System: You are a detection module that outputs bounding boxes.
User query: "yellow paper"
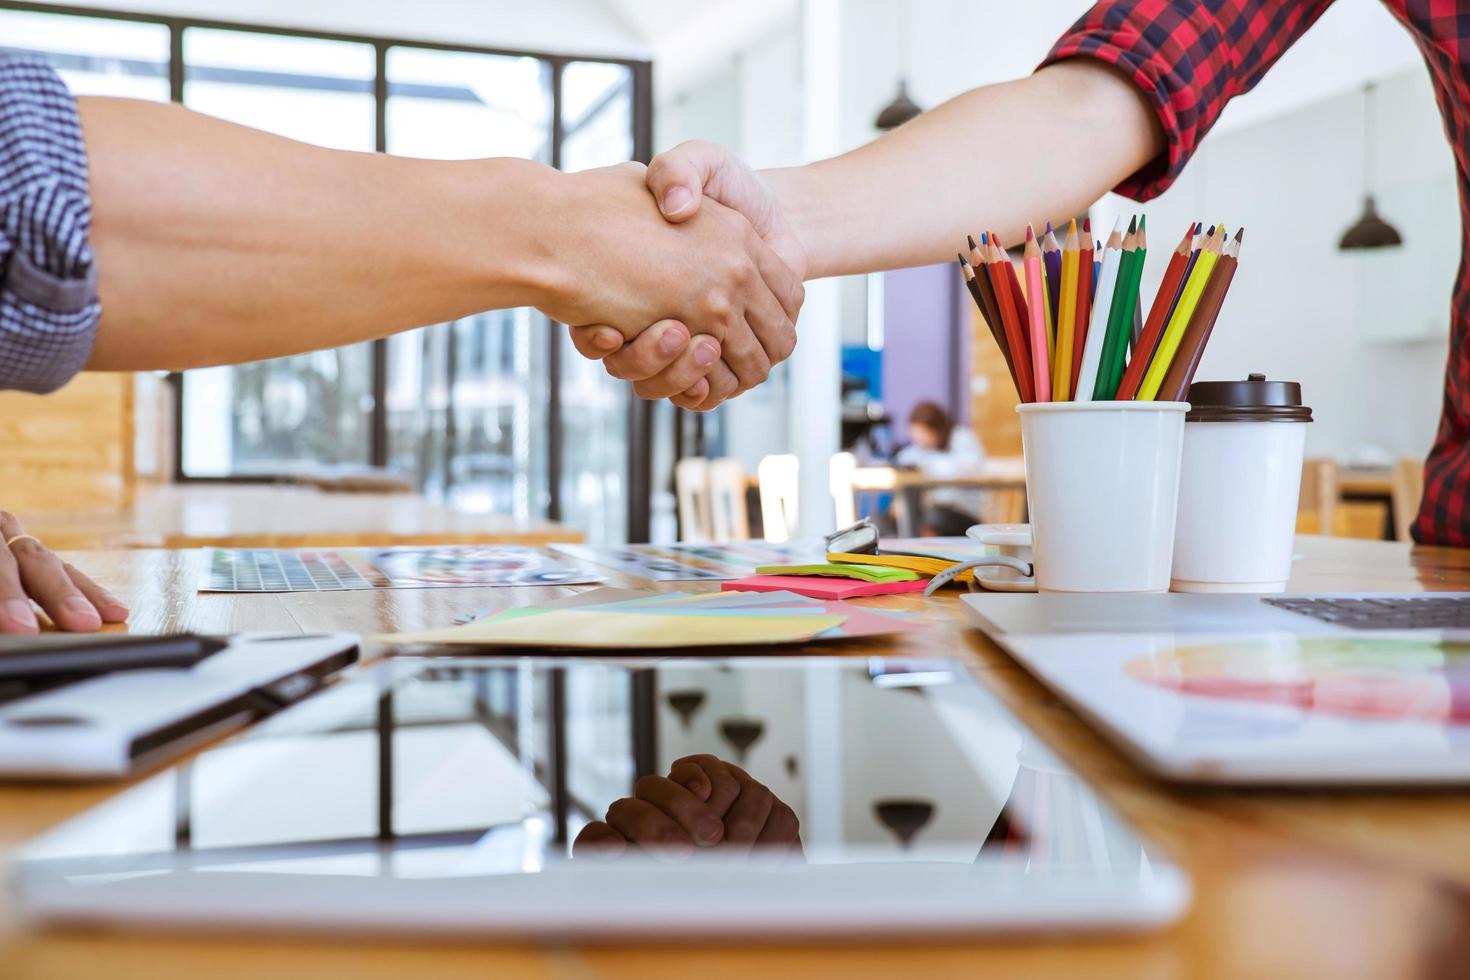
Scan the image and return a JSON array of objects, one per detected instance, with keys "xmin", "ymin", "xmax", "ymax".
[{"xmin": 380, "ymin": 609, "xmax": 845, "ymax": 649}]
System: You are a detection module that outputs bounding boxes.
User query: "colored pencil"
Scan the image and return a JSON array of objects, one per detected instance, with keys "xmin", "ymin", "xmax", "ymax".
[
  {"xmin": 985, "ymin": 234, "xmax": 1034, "ymax": 403},
  {"xmin": 1157, "ymin": 228, "xmax": 1243, "ymax": 401},
  {"xmin": 1114, "ymin": 222, "xmax": 1195, "ymax": 401},
  {"xmin": 968, "ymin": 234, "xmax": 1020, "ymax": 393},
  {"xmin": 1137, "ymin": 226, "xmax": 1223, "ymax": 400},
  {"xmin": 1022, "ymin": 225, "xmax": 1052, "ymax": 401},
  {"xmin": 1093, "ymin": 215, "xmax": 1140, "ymax": 400},
  {"xmin": 1053, "ymin": 219, "xmax": 1080, "ymax": 400},
  {"xmin": 1043, "ymin": 222, "xmax": 1063, "ymax": 358},
  {"xmin": 961, "ymin": 242, "xmax": 1021, "ymax": 400},
  {"xmin": 1072, "ymin": 219, "xmax": 1094, "ymax": 394},
  {"xmin": 1073, "ymin": 217, "xmax": 1124, "ymax": 402},
  {"xmin": 1129, "ymin": 219, "xmax": 1147, "ymax": 350},
  {"xmin": 996, "ymin": 232, "xmax": 1030, "ymax": 349}
]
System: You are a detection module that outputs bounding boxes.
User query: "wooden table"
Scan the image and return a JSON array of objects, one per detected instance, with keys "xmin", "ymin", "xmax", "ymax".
[
  {"xmin": 850, "ymin": 459, "xmax": 1027, "ymax": 534},
  {"xmin": 6, "ymin": 536, "xmax": 1470, "ymax": 978},
  {"xmin": 17, "ymin": 483, "xmax": 581, "ymax": 551}
]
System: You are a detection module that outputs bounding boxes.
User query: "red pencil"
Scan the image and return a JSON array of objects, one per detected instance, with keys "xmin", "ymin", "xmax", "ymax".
[
  {"xmin": 984, "ymin": 234, "xmax": 1034, "ymax": 402},
  {"xmin": 1071, "ymin": 217, "xmax": 1094, "ymax": 395},
  {"xmin": 1115, "ymin": 222, "xmax": 1196, "ymax": 401},
  {"xmin": 993, "ymin": 231, "xmax": 1031, "ymax": 342}
]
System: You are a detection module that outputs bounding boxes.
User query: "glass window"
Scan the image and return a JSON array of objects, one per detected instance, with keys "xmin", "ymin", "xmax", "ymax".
[
  {"xmin": 0, "ymin": 9, "xmax": 170, "ymax": 100},
  {"xmin": 178, "ymin": 30, "xmax": 378, "ymax": 476},
  {"xmin": 558, "ymin": 62, "xmax": 636, "ymax": 542},
  {"xmin": 384, "ymin": 47, "xmax": 554, "ymax": 517}
]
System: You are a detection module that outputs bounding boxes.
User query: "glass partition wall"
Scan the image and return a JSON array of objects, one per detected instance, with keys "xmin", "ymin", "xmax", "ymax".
[{"xmin": 0, "ymin": 2, "xmax": 653, "ymax": 541}]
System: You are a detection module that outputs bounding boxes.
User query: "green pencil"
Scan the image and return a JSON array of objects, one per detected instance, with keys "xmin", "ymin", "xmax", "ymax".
[
  {"xmin": 1104, "ymin": 216, "xmax": 1147, "ymax": 397},
  {"xmin": 1092, "ymin": 215, "xmax": 1140, "ymax": 400}
]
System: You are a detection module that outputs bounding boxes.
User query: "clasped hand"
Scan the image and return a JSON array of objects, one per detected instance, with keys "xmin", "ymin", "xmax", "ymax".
[{"xmin": 560, "ymin": 148, "xmax": 803, "ymax": 412}]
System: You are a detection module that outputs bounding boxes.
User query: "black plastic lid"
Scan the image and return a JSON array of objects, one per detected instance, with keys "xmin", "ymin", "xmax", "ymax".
[{"xmin": 1186, "ymin": 374, "xmax": 1312, "ymax": 423}]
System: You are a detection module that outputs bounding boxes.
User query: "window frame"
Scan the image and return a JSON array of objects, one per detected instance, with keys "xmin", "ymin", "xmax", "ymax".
[{"xmin": 0, "ymin": 0, "xmax": 655, "ymax": 540}]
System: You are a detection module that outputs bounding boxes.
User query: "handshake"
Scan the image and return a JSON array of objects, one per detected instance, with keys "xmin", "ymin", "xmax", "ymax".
[{"xmin": 544, "ymin": 142, "xmax": 806, "ymax": 413}]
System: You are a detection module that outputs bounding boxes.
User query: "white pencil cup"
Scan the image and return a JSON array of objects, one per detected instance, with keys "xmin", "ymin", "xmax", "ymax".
[{"xmin": 1018, "ymin": 401, "xmax": 1190, "ymax": 593}]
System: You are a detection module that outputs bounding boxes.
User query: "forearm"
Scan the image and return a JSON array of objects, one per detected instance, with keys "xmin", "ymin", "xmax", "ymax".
[
  {"xmin": 79, "ymin": 97, "xmax": 560, "ymax": 371},
  {"xmin": 764, "ymin": 61, "xmax": 1164, "ymax": 279}
]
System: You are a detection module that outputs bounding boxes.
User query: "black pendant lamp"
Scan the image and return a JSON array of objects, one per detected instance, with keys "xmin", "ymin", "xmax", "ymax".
[
  {"xmin": 874, "ymin": 8, "xmax": 922, "ymax": 131},
  {"xmin": 875, "ymin": 78, "xmax": 922, "ymax": 130},
  {"xmin": 1340, "ymin": 84, "xmax": 1403, "ymax": 251}
]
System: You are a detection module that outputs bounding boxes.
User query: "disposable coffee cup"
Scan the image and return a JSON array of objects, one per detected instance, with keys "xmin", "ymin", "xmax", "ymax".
[
  {"xmin": 1018, "ymin": 401, "xmax": 1189, "ymax": 593},
  {"xmin": 1171, "ymin": 374, "xmax": 1312, "ymax": 593}
]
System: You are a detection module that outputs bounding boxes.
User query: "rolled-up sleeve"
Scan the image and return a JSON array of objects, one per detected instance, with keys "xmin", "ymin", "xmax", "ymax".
[
  {"xmin": 1040, "ymin": 0, "xmax": 1339, "ymax": 201},
  {"xmin": 0, "ymin": 56, "xmax": 100, "ymax": 394}
]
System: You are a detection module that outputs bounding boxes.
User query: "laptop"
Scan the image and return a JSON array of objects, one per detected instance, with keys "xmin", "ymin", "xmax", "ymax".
[
  {"xmin": 961, "ymin": 592, "xmax": 1470, "ymax": 637},
  {"xmin": 14, "ymin": 655, "xmax": 1187, "ymax": 939},
  {"xmin": 961, "ymin": 593, "xmax": 1470, "ymax": 785}
]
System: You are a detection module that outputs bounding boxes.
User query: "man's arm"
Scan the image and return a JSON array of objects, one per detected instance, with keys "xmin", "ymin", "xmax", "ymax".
[
  {"xmin": 758, "ymin": 61, "xmax": 1163, "ymax": 279},
  {"xmin": 76, "ymin": 97, "xmax": 799, "ymax": 399},
  {"xmin": 580, "ymin": 60, "xmax": 1160, "ymax": 396}
]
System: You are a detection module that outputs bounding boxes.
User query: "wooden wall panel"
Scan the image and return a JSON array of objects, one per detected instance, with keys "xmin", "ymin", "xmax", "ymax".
[{"xmin": 0, "ymin": 373, "xmax": 135, "ymax": 515}]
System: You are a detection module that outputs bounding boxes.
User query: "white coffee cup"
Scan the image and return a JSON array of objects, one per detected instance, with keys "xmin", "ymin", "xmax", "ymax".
[
  {"xmin": 1018, "ymin": 401, "xmax": 1189, "ymax": 593},
  {"xmin": 1171, "ymin": 375, "xmax": 1312, "ymax": 593}
]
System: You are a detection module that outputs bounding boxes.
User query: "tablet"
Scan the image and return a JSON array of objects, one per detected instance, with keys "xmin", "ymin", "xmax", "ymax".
[
  {"xmin": 963, "ymin": 593, "xmax": 1470, "ymax": 784},
  {"xmin": 13, "ymin": 655, "xmax": 1187, "ymax": 939}
]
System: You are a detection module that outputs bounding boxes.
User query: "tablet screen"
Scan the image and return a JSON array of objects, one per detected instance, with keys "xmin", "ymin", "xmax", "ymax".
[{"xmin": 15, "ymin": 656, "xmax": 1186, "ymax": 936}]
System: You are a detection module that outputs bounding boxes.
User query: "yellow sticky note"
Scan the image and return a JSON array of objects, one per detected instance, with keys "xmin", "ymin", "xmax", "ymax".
[{"xmin": 380, "ymin": 609, "xmax": 844, "ymax": 649}]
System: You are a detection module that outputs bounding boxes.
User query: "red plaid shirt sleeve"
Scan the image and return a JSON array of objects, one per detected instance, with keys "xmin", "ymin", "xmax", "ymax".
[{"xmin": 1041, "ymin": 0, "xmax": 1340, "ymax": 200}]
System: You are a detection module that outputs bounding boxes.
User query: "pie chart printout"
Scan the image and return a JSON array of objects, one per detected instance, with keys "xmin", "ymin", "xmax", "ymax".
[{"xmin": 1125, "ymin": 636, "xmax": 1470, "ymax": 725}]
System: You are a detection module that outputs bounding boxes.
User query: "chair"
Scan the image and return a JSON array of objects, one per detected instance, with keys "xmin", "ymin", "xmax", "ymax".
[
  {"xmin": 674, "ymin": 457, "xmax": 713, "ymax": 542},
  {"xmin": 708, "ymin": 457, "xmax": 751, "ymax": 542},
  {"xmin": 1297, "ymin": 458, "xmax": 1341, "ymax": 536},
  {"xmin": 829, "ymin": 452, "xmax": 858, "ymax": 529},
  {"xmin": 757, "ymin": 454, "xmax": 800, "ymax": 543},
  {"xmin": 1392, "ymin": 457, "xmax": 1425, "ymax": 543}
]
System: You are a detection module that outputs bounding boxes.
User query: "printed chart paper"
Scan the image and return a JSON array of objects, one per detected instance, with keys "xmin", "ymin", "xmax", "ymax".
[{"xmin": 202, "ymin": 546, "xmax": 603, "ymax": 593}]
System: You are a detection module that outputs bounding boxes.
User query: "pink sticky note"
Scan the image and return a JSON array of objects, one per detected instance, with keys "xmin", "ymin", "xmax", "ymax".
[{"xmin": 721, "ymin": 575, "xmax": 930, "ymax": 600}]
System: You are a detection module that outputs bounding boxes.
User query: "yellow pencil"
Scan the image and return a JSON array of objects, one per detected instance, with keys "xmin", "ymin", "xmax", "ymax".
[
  {"xmin": 1053, "ymin": 219, "xmax": 1079, "ymax": 400},
  {"xmin": 1137, "ymin": 227, "xmax": 1223, "ymax": 400}
]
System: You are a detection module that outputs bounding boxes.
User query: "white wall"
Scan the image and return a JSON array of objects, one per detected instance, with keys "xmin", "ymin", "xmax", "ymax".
[
  {"xmin": 657, "ymin": 0, "xmax": 1452, "ymax": 471},
  {"xmin": 47, "ymin": 0, "xmax": 649, "ymax": 58},
  {"xmin": 1099, "ymin": 67, "xmax": 1457, "ymax": 462}
]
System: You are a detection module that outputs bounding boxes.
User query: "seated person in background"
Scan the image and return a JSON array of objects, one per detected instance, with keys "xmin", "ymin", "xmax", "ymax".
[{"xmin": 894, "ymin": 402, "xmax": 985, "ymax": 538}]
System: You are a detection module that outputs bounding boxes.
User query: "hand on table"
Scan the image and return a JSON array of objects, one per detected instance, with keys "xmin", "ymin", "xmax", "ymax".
[
  {"xmin": 573, "ymin": 753, "xmax": 802, "ymax": 860},
  {"xmin": 547, "ymin": 162, "xmax": 802, "ymax": 410},
  {"xmin": 0, "ymin": 511, "xmax": 128, "ymax": 633},
  {"xmin": 567, "ymin": 144, "xmax": 808, "ymax": 411}
]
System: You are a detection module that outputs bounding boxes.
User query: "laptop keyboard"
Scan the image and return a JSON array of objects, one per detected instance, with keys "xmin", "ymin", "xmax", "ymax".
[{"xmin": 1264, "ymin": 596, "xmax": 1470, "ymax": 630}]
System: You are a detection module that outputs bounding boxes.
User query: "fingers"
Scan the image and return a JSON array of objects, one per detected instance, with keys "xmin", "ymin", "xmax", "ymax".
[
  {"xmin": 757, "ymin": 801, "xmax": 803, "ymax": 852},
  {"xmin": 568, "ymin": 324, "xmax": 625, "ymax": 360},
  {"xmin": 0, "ymin": 514, "xmax": 37, "ymax": 634},
  {"xmin": 721, "ymin": 764, "xmax": 776, "ymax": 851},
  {"xmin": 750, "ymin": 230, "xmax": 806, "ymax": 326},
  {"xmin": 633, "ymin": 775, "xmax": 724, "ymax": 847},
  {"xmin": 62, "ymin": 562, "xmax": 129, "ymax": 623},
  {"xmin": 605, "ymin": 797, "xmax": 694, "ymax": 859},
  {"xmin": 646, "ymin": 139, "xmax": 730, "ymax": 222},
  {"xmin": 0, "ymin": 511, "xmax": 103, "ymax": 632},
  {"xmin": 630, "ymin": 337, "xmax": 723, "ymax": 400},
  {"xmin": 600, "ymin": 320, "xmax": 690, "ymax": 382},
  {"xmin": 572, "ymin": 821, "xmax": 627, "ymax": 859},
  {"xmin": 670, "ymin": 754, "xmax": 743, "ymax": 817},
  {"xmin": 671, "ymin": 380, "xmax": 711, "ymax": 411}
]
